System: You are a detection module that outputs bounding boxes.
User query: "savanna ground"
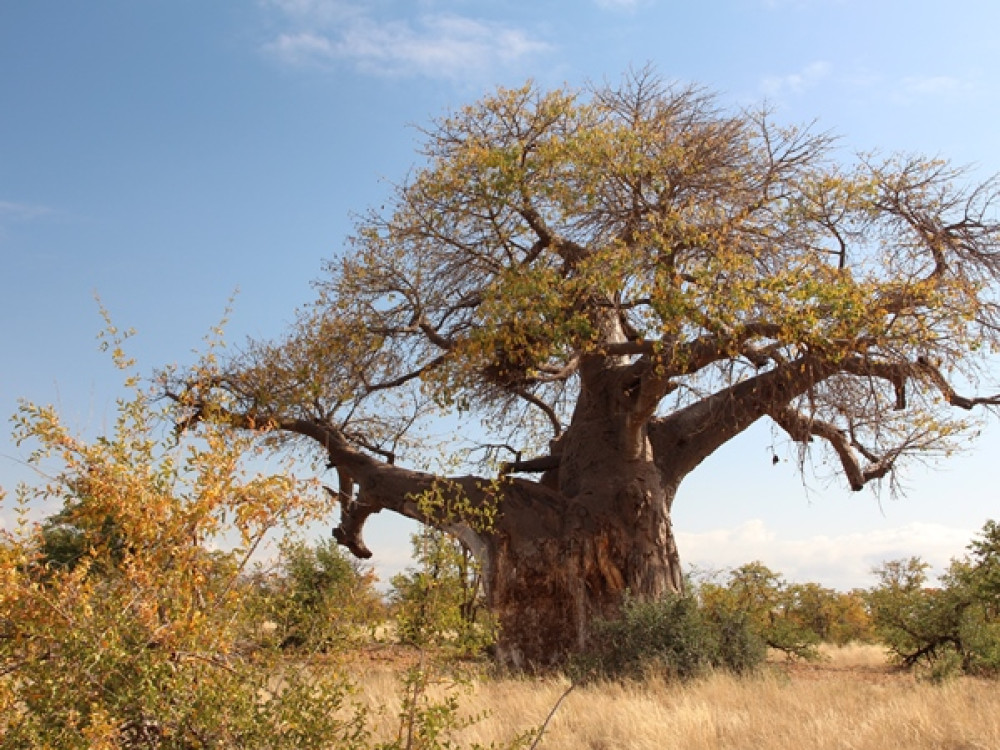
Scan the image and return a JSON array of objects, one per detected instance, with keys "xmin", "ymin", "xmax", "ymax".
[{"xmin": 343, "ymin": 643, "xmax": 1000, "ymax": 750}]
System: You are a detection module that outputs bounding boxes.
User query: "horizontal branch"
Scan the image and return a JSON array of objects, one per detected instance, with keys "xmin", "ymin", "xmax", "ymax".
[
  {"xmin": 649, "ymin": 354, "xmax": 835, "ymax": 480},
  {"xmin": 770, "ymin": 405, "xmax": 893, "ymax": 491},
  {"xmin": 839, "ymin": 355, "xmax": 1000, "ymax": 412},
  {"xmin": 501, "ymin": 453, "xmax": 561, "ymax": 475},
  {"xmin": 914, "ymin": 358, "xmax": 1000, "ymax": 410}
]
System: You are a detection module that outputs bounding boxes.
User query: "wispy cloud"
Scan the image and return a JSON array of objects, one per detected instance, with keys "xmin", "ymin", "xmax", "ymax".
[
  {"xmin": 760, "ymin": 61, "xmax": 833, "ymax": 98},
  {"xmin": 593, "ymin": 0, "xmax": 651, "ymax": 10},
  {"xmin": 266, "ymin": 0, "xmax": 361, "ymax": 24},
  {"xmin": 0, "ymin": 200, "xmax": 54, "ymax": 242},
  {"xmin": 898, "ymin": 74, "xmax": 975, "ymax": 100},
  {"xmin": 261, "ymin": 1, "xmax": 550, "ymax": 79},
  {"xmin": 759, "ymin": 61, "xmax": 979, "ymax": 110},
  {"xmin": 0, "ymin": 200, "xmax": 52, "ymax": 222},
  {"xmin": 678, "ymin": 519, "xmax": 974, "ymax": 590}
]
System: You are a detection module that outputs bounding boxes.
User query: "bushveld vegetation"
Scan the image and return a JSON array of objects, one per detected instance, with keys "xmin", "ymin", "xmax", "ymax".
[
  {"xmin": 7, "ymin": 64, "xmax": 1000, "ymax": 744},
  {"xmin": 2, "ymin": 332, "xmax": 999, "ymax": 747}
]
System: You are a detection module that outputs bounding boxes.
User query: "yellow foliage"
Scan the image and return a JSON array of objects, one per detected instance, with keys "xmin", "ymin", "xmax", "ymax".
[{"xmin": 0, "ymin": 325, "xmax": 355, "ymax": 748}]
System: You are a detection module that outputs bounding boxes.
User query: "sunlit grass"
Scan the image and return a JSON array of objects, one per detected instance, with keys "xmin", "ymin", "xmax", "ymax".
[{"xmin": 348, "ymin": 644, "xmax": 1000, "ymax": 750}]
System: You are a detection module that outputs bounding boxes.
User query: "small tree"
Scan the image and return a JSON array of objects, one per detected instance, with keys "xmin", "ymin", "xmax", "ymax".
[
  {"xmin": 781, "ymin": 582, "xmax": 874, "ymax": 645},
  {"xmin": 867, "ymin": 524, "xmax": 1000, "ymax": 678},
  {"xmin": 868, "ymin": 557, "xmax": 968, "ymax": 676},
  {"xmin": 251, "ymin": 536, "xmax": 384, "ymax": 651},
  {"xmin": 962, "ymin": 519, "xmax": 1000, "ymax": 611},
  {"xmin": 389, "ymin": 528, "xmax": 494, "ymax": 656},
  {"xmin": 698, "ymin": 562, "xmax": 819, "ymax": 659}
]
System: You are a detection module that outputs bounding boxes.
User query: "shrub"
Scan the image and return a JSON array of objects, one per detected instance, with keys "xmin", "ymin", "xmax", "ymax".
[
  {"xmin": 867, "ymin": 522, "xmax": 1000, "ymax": 679},
  {"xmin": 389, "ymin": 528, "xmax": 495, "ymax": 656},
  {"xmin": 0, "ymin": 323, "xmax": 361, "ymax": 748},
  {"xmin": 576, "ymin": 592, "xmax": 766, "ymax": 682},
  {"xmin": 249, "ymin": 536, "xmax": 385, "ymax": 651}
]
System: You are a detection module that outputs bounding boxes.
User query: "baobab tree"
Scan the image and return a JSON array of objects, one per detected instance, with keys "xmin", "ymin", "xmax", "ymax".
[{"xmin": 169, "ymin": 69, "xmax": 1000, "ymax": 668}]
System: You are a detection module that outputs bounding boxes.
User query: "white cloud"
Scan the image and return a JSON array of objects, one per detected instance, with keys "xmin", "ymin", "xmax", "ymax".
[
  {"xmin": 760, "ymin": 60, "xmax": 832, "ymax": 98},
  {"xmin": 261, "ymin": 2, "xmax": 550, "ymax": 79},
  {"xmin": 678, "ymin": 519, "xmax": 975, "ymax": 591},
  {"xmin": 264, "ymin": 0, "xmax": 361, "ymax": 25},
  {"xmin": 264, "ymin": 31, "xmax": 337, "ymax": 66}
]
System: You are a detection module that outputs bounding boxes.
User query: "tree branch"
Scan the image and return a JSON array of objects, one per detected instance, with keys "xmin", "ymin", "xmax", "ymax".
[
  {"xmin": 839, "ymin": 355, "xmax": 1000, "ymax": 412},
  {"xmin": 769, "ymin": 405, "xmax": 894, "ymax": 491},
  {"xmin": 501, "ymin": 453, "xmax": 561, "ymax": 475},
  {"xmin": 511, "ymin": 387, "xmax": 564, "ymax": 437},
  {"xmin": 649, "ymin": 355, "xmax": 835, "ymax": 479},
  {"xmin": 914, "ymin": 358, "xmax": 1000, "ymax": 410},
  {"xmin": 363, "ymin": 355, "xmax": 448, "ymax": 393}
]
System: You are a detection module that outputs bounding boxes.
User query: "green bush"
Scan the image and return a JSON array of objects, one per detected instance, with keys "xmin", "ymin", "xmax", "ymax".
[
  {"xmin": 697, "ymin": 562, "xmax": 820, "ymax": 660},
  {"xmin": 575, "ymin": 592, "xmax": 766, "ymax": 682},
  {"xmin": 389, "ymin": 528, "xmax": 495, "ymax": 656},
  {"xmin": 867, "ymin": 521, "xmax": 1000, "ymax": 679},
  {"xmin": 249, "ymin": 536, "xmax": 385, "ymax": 652}
]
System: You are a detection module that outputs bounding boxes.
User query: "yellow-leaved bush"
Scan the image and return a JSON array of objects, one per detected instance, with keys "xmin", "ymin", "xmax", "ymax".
[{"xmin": 0, "ymin": 327, "xmax": 372, "ymax": 749}]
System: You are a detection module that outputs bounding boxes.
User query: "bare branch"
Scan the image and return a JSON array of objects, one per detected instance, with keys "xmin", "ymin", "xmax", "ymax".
[
  {"xmin": 363, "ymin": 355, "xmax": 448, "ymax": 393},
  {"xmin": 769, "ymin": 405, "xmax": 894, "ymax": 491},
  {"xmin": 511, "ymin": 386, "xmax": 564, "ymax": 437},
  {"xmin": 914, "ymin": 358, "xmax": 1000, "ymax": 410},
  {"xmin": 501, "ymin": 453, "xmax": 561, "ymax": 475}
]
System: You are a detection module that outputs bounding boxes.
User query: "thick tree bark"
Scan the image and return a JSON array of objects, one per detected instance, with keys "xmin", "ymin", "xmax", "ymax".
[
  {"xmin": 477, "ymin": 355, "xmax": 841, "ymax": 667},
  {"xmin": 482, "ymin": 353, "xmax": 685, "ymax": 668},
  {"xmin": 486, "ymin": 480, "xmax": 682, "ymax": 669}
]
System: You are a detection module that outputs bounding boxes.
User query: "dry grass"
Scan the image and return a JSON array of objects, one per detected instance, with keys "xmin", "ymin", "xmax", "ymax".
[
  {"xmin": 349, "ymin": 644, "xmax": 1000, "ymax": 750},
  {"xmin": 816, "ymin": 642, "xmax": 892, "ymax": 668}
]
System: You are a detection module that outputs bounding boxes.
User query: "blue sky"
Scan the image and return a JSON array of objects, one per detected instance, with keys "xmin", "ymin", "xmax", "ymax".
[{"xmin": 3, "ymin": 0, "xmax": 1000, "ymax": 589}]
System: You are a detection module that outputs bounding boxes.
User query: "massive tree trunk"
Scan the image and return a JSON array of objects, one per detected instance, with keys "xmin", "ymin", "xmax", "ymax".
[
  {"xmin": 473, "ymin": 353, "xmax": 840, "ymax": 667},
  {"xmin": 484, "ymin": 354, "xmax": 685, "ymax": 668},
  {"xmin": 486, "ymin": 479, "xmax": 682, "ymax": 669}
]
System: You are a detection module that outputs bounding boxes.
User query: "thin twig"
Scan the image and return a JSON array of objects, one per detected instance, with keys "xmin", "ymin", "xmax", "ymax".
[{"xmin": 529, "ymin": 682, "xmax": 575, "ymax": 750}]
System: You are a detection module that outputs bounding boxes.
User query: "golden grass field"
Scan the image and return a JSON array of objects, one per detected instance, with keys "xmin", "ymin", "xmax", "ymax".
[{"xmin": 350, "ymin": 644, "xmax": 1000, "ymax": 750}]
